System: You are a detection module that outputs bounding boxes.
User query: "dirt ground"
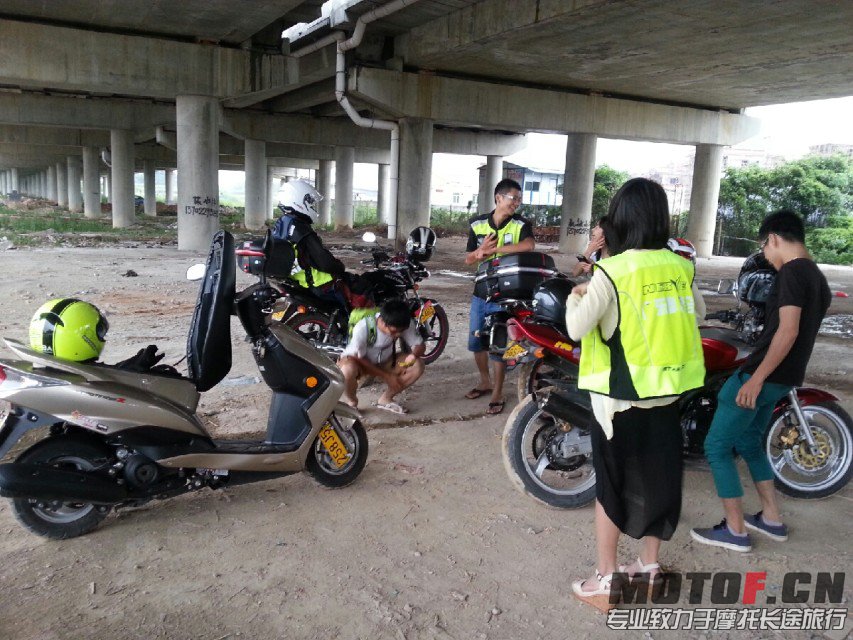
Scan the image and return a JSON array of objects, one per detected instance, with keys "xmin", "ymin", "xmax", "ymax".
[{"xmin": 0, "ymin": 232, "xmax": 850, "ymax": 640}]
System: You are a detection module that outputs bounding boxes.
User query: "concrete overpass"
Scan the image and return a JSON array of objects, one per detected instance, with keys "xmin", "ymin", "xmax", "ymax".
[{"xmin": 0, "ymin": 0, "xmax": 850, "ymax": 252}]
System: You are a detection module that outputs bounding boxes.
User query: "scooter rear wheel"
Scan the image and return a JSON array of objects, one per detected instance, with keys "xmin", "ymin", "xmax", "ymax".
[
  {"xmin": 11, "ymin": 435, "xmax": 113, "ymax": 539},
  {"xmin": 307, "ymin": 418, "xmax": 368, "ymax": 488}
]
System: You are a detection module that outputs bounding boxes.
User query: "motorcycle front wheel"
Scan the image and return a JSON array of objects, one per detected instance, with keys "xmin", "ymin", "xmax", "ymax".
[
  {"xmin": 765, "ymin": 401, "xmax": 853, "ymax": 499},
  {"xmin": 306, "ymin": 417, "xmax": 369, "ymax": 488},
  {"xmin": 501, "ymin": 395, "xmax": 596, "ymax": 509},
  {"xmin": 11, "ymin": 435, "xmax": 114, "ymax": 539}
]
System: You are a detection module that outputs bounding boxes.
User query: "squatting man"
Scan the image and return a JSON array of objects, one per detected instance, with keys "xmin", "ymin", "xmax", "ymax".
[{"xmin": 337, "ymin": 299, "xmax": 425, "ymax": 415}]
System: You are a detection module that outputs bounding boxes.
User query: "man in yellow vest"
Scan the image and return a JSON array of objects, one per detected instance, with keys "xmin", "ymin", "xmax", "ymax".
[
  {"xmin": 464, "ymin": 178, "xmax": 535, "ymax": 414},
  {"xmin": 272, "ymin": 179, "xmax": 347, "ymax": 307}
]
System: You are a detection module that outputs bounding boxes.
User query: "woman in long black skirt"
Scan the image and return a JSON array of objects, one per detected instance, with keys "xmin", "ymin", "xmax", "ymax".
[{"xmin": 564, "ymin": 178, "xmax": 706, "ymax": 612}]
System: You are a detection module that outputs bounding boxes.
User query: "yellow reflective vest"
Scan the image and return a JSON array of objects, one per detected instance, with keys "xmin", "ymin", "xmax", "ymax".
[
  {"xmin": 578, "ymin": 250, "xmax": 705, "ymax": 400},
  {"xmin": 470, "ymin": 213, "xmax": 527, "ymax": 263},
  {"xmin": 289, "ymin": 245, "xmax": 334, "ymax": 288}
]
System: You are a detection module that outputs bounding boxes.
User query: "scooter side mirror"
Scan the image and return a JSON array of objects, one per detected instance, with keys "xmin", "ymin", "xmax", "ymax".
[
  {"xmin": 361, "ymin": 231, "xmax": 377, "ymax": 244},
  {"xmin": 186, "ymin": 263, "xmax": 206, "ymax": 281}
]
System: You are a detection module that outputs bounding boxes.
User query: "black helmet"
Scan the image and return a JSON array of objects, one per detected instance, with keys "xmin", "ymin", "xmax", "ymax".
[
  {"xmin": 406, "ymin": 226, "xmax": 436, "ymax": 261},
  {"xmin": 531, "ymin": 278, "xmax": 574, "ymax": 335}
]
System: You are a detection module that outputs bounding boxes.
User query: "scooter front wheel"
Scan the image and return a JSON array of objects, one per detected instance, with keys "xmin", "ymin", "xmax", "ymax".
[
  {"xmin": 307, "ymin": 417, "xmax": 368, "ymax": 488},
  {"xmin": 11, "ymin": 435, "xmax": 113, "ymax": 539}
]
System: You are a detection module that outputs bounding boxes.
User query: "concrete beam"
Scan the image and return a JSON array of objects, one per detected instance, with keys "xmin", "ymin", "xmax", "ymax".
[
  {"xmin": 349, "ymin": 68, "xmax": 760, "ymax": 146},
  {"xmin": 0, "ymin": 93, "xmax": 525, "ymax": 158},
  {"xmin": 0, "ymin": 93, "xmax": 174, "ymax": 132},
  {"xmin": 0, "ymin": 19, "xmax": 285, "ymax": 100},
  {"xmin": 0, "ymin": 125, "xmax": 110, "ymax": 147}
]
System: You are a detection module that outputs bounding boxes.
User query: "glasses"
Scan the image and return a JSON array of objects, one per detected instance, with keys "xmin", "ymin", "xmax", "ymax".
[
  {"xmin": 501, "ymin": 194, "xmax": 522, "ymax": 203},
  {"xmin": 759, "ymin": 236, "xmax": 770, "ymax": 251}
]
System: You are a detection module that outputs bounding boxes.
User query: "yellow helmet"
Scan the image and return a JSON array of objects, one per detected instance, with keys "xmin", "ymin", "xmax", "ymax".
[{"xmin": 29, "ymin": 298, "xmax": 108, "ymax": 362}]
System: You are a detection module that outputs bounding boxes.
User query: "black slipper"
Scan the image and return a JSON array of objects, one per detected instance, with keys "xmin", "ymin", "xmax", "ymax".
[
  {"xmin": 465, "ymin": 387, "xmax": 492, "ymax": 400},
  {"xmin": 486, "ymin": 400, "xmax": 505, "ymax": 415}
]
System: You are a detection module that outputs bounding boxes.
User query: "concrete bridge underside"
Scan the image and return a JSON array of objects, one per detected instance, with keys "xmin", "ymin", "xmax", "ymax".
[{"xmin": 0, "ymin": 0, "xmax": 850, "ymax": 253}]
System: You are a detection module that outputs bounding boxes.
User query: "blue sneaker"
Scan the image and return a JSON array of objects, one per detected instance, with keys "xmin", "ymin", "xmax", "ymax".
[
  {"xmin": 690, "ymin": 519, "xmax": 752, "ymax": 552},
  {"xmin": 744, "ymin": 511, "xmax": 788, "ymax": 541}
]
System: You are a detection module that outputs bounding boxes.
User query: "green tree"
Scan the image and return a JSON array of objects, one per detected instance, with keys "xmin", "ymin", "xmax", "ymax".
[
  {"xmin": 592, "ymin": 165, "xmax": 630, "ymax": 219},
  {"xmin": 717, "ymin": 154, "xmax": 852, "ymax": 263}
]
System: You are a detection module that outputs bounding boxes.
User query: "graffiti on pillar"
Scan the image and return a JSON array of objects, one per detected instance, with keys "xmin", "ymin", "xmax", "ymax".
[
  {"xmin": 563, "ymin": 216, "xmax": 591, "ymax": 236},
  {"xmin": 184, "ymin": 195, "xmax": 219, "ymax": 217}
]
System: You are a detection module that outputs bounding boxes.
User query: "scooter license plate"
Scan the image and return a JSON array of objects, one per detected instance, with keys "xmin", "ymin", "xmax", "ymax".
[
  {"xmin": 319, "ymin": 423, "xmax": 350, "ymax": 468},
  {"xmin": 271, "ymin": 310, "xmax": 286, "ymax": 322},
  {"xmin": 503, "ymin": 341, "xmax": 528, "ymax": 361},
  {"xmin": 418, "ymin": 304, "xmax": 435, "ymax": 323}
]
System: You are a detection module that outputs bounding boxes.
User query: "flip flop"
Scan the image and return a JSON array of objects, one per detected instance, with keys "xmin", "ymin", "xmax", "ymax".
[
  {"xmin": 373, "ymin": 401, "xmax": 409, "ymax": 415},
  {"xmin": 465, "ymin": 387, "xmax": 492, "ymax": 400},
  {"xmin": 486, "ymin": 400, "xmax": 505, "ymax": 415}
]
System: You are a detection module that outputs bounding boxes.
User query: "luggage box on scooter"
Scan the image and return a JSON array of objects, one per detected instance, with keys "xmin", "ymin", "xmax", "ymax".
[
  {"xmin": 474, "ymin": 252, "xmax": 558, "ymax": 301},
  {"xmin": 235, "ymin": 233, "xmax": 295, "ymax": 278}
]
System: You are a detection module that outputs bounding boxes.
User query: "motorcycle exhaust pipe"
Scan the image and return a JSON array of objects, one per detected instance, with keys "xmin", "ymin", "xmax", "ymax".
[
  {"xmin": 538, "ymin": 390, "xmax": 594, "ymax": 429},
  {"xmin": 0, "ymin": 463, "xmax": 129, "ymax": 504}
]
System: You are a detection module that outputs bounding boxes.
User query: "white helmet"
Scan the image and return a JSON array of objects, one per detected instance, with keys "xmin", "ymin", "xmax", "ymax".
[{"xmin": 278, "ymin": 179, "xmax": 323, "ymax": 223}]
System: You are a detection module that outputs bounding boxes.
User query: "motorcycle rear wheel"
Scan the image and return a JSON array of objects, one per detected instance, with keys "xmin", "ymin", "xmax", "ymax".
[
  {"xmin": 11, "ymin": 435, "xmax": 113, "ymax": 539},
  {"xmin": 307, "ymin": 417, "xmax": 369, "ymax": 488},
  {"xmin": 417, "ymin": 302, "xmax": 449, "ymax": 365},
  {"xmin": 286, "ymin": 312, "xmax": 332, "ymax": 343},
  {"xmin": 766, "ymin": 401, "xmax": 853, "ymax": 499},
  {"xmin": 501, "ymin": 395, "xmax": 596, "ymax": 509}
]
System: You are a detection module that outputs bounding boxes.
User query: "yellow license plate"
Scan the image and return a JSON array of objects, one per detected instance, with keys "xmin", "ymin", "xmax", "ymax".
[
  {"xmin": 419, "ymin": 304, "xmax": 435, "ymax": 323},
  {"xmin": 271, "ymin": 310, "xmax": 286, "ymax": 321},
  {"xmin": 503, "ymin": 341, "xmax": 528, "ymax": 360},
  {"xmin": 319, "ymin": 423, "xmax": 350, "ymax": 468}
]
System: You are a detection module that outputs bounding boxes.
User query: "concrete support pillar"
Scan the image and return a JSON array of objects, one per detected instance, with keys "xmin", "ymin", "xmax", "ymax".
[
  {"xmin": 10, "ymin": 167, "xmax": 19, "ymax": 193},
  {"xmin": 559, "ymin": 133, "xmax": 597, "ymax": 254},
  {"xmin": 55, "ymin": 161, "xmax": 68, "ymax": 207},
  {"xmin": 46, "ymin": 165, "xmax": 57, "ymax": 202},
  {"xmin": 268, "ymin": 167, "xmax": 281, "ymax": 219},
  {"xmin": 165, "ymin": 168, "xmax": 176, "ymax": 205},
  {"xmin": 143, "ymin": 159, "xmax": 157, "ymax": 216},
  {"xmin": 686, "ymin": 144, "xmax": 724, "ymax": 258},
  {"xmin": 82, "ymin": 146, "xmax": 101, "ymax": 218},
  {"xmin": 479, "ymin": 155, "xmax": 504, "ymax": 215},
  {"xmin": 334, "ymin": 146, "xmax": 355, "ymax": 230},
  {"xmin": 244, "ymin": 139, "xmax": 266, "ymax": 230},
  {"xmin": 176, "ymin": 95, "xmax": 220, "ymax": 251},
  {"xmin": 396, "ymin": 118, "xmax": 433, "ymax": 242},
  {"xmin": 37, "ymin": 171, "xmax": 45, "ymax": 198},
  {"xmin": 110, "ymin": 129, "xmax": 135, "ymax": 227},
  {"xmin": 317, "ymin": 160, "xmax": 333, "ymax": 226},
  {"xmin": 0, "ymin": 171, "xmax": 6, "ymax": 194},
  {"xmin": 104, "ymin": 173, "xmax": 112, "ymax": 204},
  {"xmin": 377, "ymin": 163, "xmax": 391, "ymax": 224},
  {"xmin": 67, "ymin": 156, "xmax": 83, "ymax": 212}
]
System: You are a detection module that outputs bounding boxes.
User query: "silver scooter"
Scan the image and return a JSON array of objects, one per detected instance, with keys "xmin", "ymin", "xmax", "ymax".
[{"xmin": 0, "ymin": 230, "xmax": 368, "ymax": 539}]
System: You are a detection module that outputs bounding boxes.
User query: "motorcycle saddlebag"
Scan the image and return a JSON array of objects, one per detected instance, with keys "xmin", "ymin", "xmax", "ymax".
[{"xmin": 474, "ymin": 252, "xmax": 558, "ymax": 301}]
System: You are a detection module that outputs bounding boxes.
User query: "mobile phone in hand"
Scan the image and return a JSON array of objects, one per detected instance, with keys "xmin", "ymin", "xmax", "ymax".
[{"xmin": 576, "ymin": 254, "xmax": 590, "ymax": 263}]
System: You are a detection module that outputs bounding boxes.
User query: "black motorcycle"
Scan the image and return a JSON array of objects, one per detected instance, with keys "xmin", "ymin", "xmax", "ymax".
[
  {"xmin": 237, "ymin": 230, "xmax": 449, "ymax": 365},
  {"xmin": 705, "ymin": 251, "xmax": 776, "ymax": 344}
]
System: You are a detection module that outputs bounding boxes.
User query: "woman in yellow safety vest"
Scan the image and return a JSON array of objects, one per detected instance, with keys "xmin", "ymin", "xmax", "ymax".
[{"xmin": 566, "ymin": 178, "xmax": 706, "ymax": 611}]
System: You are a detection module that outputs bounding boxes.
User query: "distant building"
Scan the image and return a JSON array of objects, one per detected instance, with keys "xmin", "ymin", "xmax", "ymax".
[
  {"xmin": 477, "ymin": 162, "xmax": 563, "ymax": 206},
  {"xmin": 809, "ymin": 143, "xmax": 853, "ymax": 159},
  {"xmin": 721, "ymin": 147, "xmax": 785, "ymax": 170}
]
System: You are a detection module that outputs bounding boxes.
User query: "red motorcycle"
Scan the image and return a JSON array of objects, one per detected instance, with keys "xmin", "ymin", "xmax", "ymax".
[{"xmin": 493, "ymin": 279, "xmax": 853, "ymax": 508}]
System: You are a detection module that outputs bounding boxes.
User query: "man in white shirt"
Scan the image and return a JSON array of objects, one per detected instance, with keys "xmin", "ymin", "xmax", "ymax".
[{"xmin": 338, "ymin": 299, "xmax": 425, "ymax": 414}]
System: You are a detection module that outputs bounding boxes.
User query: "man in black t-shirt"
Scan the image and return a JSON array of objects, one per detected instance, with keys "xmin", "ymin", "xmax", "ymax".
[
  {"xmin": 463, "ymin": 178, "xmax": 535, "ymax": 414},
  {"xmin": 692, "ymin": 210, "xmax": 832, "ymax": 552}
]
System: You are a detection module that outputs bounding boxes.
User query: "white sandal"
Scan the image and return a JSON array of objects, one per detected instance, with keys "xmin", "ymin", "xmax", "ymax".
[
  {"xmin": 571, "ymin": 571, "xmax": 617, "ymax": 612},
  {"xmin": 618, "ymin": 556, "xmax": 661, "ymax": 579}
]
